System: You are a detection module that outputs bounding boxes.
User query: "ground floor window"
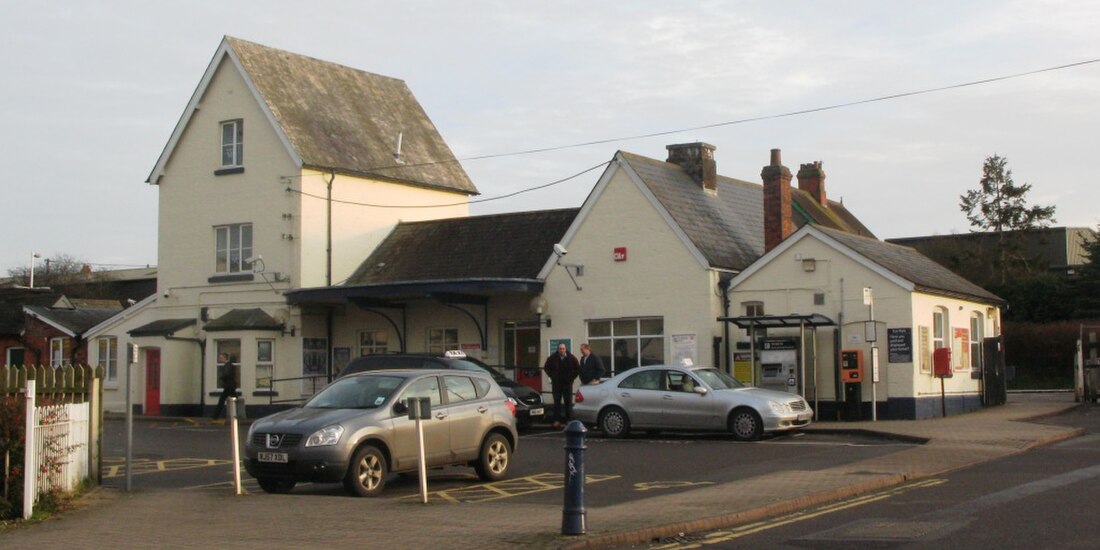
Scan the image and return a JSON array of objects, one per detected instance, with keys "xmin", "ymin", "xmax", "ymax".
[
  {"xmin": 970, "ymin": 313, "xmax": 984, "ymax": 372},
  {"xmin": 586, "ymin": 317, "xmax": 664, "ymax": 375},
  {"xmin": 427, "ymin": 327, "xmax": 458, "ymax": 355},
  {"xmin": 256, "ymin": 339, "xmax": 274, "ymax": 390},
  {"xmin": 303, "ymin": 337, "xmax": 328, "ymax": 394},
  {"xmin": 50, "ymin": 337, "xmax": 72, "ymax": 367},
  {"xmin": 98, "ymin": 337, "xmax": 118, "ymax": 383},
  {"xmin": 216, "ymin": 339, "xmax": 241, "ymax": 389},
  {"xmin": 359, "ymin": 330, "xmax": 388, "ymax": 356},
  {"xmin": 6, "ymin": 347, "xmax": 24, "ymax": 367}
]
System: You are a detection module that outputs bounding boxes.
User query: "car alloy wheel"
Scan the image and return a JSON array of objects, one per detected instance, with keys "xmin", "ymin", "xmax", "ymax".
[
  {"xmin": 344, "ymin": 444, "xmax": 387, "ymax": 497},
  {"xmin": 475, "ymin": 433, "xmax": 511, "ymax": 481},
  {"xmin": 730, "ymin": 408, "xmax": 763, "ymax": 441},
  {"xmin": 599, "ymin": 407, "xmax": 630, "ymax": 438}
]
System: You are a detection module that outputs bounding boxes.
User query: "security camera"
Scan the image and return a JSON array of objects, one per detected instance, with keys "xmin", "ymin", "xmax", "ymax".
[
  {"xmin": 245, "ymin": 254, "xmax": 262, "ymax": 264},
  {"xmin": 553, "ymin": 243, "xmax": 567, "ymax": 257}
]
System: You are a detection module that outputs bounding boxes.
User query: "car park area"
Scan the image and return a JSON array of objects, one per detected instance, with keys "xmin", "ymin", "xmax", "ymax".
[{"xmin": 103, "ymin": 417, "xmax": 915, "ymax": 506}]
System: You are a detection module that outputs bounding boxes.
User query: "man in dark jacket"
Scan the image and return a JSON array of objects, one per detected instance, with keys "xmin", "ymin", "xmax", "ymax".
[
  {"xmin": 578, "ymin": 343, "xmax": 605, "ymax": 384},
  {"xmin": 543, "ymin": 343, "xmax": 579, "ymax": 428},
  {"xmin": 213, "ymin": 353, "xmax": 239, "ymax": 420}
]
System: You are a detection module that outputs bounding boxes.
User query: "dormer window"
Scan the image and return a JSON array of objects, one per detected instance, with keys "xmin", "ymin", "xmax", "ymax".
[{"xmin": 220, "ymin": 119, "xmax": 243, "ymax": 167}]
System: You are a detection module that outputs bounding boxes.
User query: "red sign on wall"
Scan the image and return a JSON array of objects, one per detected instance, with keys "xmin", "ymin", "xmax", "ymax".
[{"xmin": 613, "ymin": 247, "xmax": 627, "ymax": 262}]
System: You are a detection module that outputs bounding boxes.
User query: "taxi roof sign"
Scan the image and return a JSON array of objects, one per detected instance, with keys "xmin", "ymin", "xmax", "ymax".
[{"xmin": 443, "ymin": 350, "xmax": 467, "ymax": 359}]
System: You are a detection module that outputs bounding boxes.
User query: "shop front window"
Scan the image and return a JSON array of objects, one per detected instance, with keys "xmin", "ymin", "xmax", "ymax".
[{"xmin": 587, "ymin": 318, "xmax": 664, "ymax": 375}]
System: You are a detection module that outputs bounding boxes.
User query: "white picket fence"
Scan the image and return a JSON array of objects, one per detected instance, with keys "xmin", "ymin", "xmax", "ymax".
[{"xmin": 22, "ymin": 379, "xmax": 91, "ymax": 519}]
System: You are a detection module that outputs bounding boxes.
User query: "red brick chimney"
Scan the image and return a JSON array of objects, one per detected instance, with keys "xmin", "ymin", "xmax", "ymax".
[
  {"xmin": 797, "ymin": 161, "xmax": 826, "ymax": 207},
  {"xmin": 761, "ymin": 148, "xmax": 793, "ymax": 252},
  {"xmin": 666, "ymin": 142, "xmax": 717, "ymax": 192}
]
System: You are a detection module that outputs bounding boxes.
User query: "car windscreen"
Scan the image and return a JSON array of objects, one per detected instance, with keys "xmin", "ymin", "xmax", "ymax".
[
  {"xmin": 693, "ymin": 368, "xmax": 746, "ymax": 390},
  {"xmin": 305, "ymin": 375, "xmax": 404, "ymax": 409},
  {"xmin": 450, "ymin": 358, "xmax": 509, "ymax": 383}
]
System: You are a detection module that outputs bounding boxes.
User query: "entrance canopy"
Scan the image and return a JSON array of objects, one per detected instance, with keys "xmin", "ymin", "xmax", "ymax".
[{"xmin": 717, "ymin": 313, "xmax": 835, "ymax": 329}]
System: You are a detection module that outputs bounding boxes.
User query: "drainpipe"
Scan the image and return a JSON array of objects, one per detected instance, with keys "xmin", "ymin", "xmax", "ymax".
[
  {"xmin": 166, "ymin": 335, "xmax": 205, "ymax": 416},
  {"xmin": 325, "ymin": 169, "xmax": 336, "ymax": 384},
  {"xmin": 718, "ymin": 274, "xmax": 733, "ymax": 375}
]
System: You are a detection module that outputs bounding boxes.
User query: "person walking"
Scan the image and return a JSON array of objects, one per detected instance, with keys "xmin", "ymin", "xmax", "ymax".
[
  {"xmin": 578, "ymin": 343, "xmax": 605, "ymax": 384},
  {"xmin": 543, "ymin": 342, "xmax": 579, "ymax": 428},
  {"xmin": 212, "ymin": 353, "xmax": 239, "ymax": 420}
]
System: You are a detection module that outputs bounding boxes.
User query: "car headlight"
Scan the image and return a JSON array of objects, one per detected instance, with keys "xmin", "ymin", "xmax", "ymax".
[
  {"xmin": 305, "ymin": 425, "xmax": 344, "ymax": 447},
  {"xmin": 768, "ymin": 401, "xmax": 791, "ymax": 415}
]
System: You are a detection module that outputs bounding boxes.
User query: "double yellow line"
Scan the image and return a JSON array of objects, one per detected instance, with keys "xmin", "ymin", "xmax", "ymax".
[{"xmin": 652, "ymin": 478, "xmax": 947, "ymax": 548}]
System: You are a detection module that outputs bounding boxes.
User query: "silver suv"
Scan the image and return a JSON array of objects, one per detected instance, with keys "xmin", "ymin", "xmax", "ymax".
[{"xmin": 244, "ymin": 369, "xmax": 519, "ymax": 497}]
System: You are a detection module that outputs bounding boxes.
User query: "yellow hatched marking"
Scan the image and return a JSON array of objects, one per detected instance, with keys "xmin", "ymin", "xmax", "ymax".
[
  {"xmin": 652, "ymin": 478, "xmax": 948, "ymax": 549},
  {"xmin": 101, "ymin": 457, "xmax": 234, "ymax": 478},
  {"xmin": 397, "ymin": 473, "xmax": 620, "ymax": 503}
]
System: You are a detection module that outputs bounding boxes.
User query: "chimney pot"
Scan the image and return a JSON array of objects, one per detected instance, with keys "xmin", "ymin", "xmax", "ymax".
[{"xmin": 769, "ymin": 148, "xmax": 782, "ymax": 166}]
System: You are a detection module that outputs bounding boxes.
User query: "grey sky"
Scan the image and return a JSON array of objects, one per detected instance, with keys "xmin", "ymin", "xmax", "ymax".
[{"xmin": 2, "ymin": 1, "xmax": 1097, "ymax": 274}]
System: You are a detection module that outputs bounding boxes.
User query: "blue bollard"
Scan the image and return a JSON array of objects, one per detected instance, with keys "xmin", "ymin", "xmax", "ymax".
[{"xmin": 562, "ymin": 420, "xmax": 587, "ymax": 536}]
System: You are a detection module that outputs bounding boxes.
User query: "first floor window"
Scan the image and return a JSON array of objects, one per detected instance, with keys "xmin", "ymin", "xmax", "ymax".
[
  {"xmin": 427, "ymin": 328, "xmax": 458, "ymax": 355},
  {"xmin": 221, "ymin": 119, "xmax": 243, "ymax": 167},
  {"xmin": 215, "ymin": 223, "xmax": 253, "ymax": 273},
  {"xmin": 359, "ymin": 330, "xmax": 389, "ymax": 356},
  {"xmin": 50, "ymin": 337, "xmax": 72, "ymax": 367},
  {"xmin": 98, "ymin": 337, "xmax": 118, "ymax": 383},
  {"xmin": 587, "ymin": 317, "xmax": 664, "ymax": 376},
  {"xmin": 256, "ymin": 339, "xmax": 274, "ymax": 390}
]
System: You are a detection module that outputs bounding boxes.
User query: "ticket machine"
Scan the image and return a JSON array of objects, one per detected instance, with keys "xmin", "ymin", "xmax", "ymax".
[
  {"xmin": 840, "ymin": 349, "xmax": 864, "ymax": 420},
  {"xmin": 760, "ymin": 338, "xmax": 799, "ymax": 394}
]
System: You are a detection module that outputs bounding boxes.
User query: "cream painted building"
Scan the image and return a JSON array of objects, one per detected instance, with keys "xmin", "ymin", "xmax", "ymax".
[
  {"xmin": 728, "ymin": 224, "xmax": 1003, "ymax": 419},
  {"xmin": 86, "ymin": 37, "xmax": 476, "ymax": 415}
]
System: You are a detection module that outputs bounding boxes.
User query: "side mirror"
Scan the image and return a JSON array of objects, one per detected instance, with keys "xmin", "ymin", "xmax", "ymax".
[
  {"xmin": 693, "ymin": 386, "xmax": 708, "ymax": 396},
  {"xmin": 393, "ymin": 401, "xmax": 408, "ymax": 415}
]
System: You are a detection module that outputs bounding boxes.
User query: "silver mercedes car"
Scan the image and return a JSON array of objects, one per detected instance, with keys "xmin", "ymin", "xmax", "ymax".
[
  {"xmin": 572, "ymin": 364, "xmax": 812, "ymax": 440},
  {"xmin": 244, "ymin": 369, "xmax": 519, "ymax": 496}
]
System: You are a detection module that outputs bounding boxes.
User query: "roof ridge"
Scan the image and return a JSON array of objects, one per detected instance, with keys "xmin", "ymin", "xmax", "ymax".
[
  {"xmin": 396, "ymin": 208, "xmax": 580, "ymax": 227},
  {"xmin": 225, "ymin": 36, "xmax": 405, "ymax": 84}
]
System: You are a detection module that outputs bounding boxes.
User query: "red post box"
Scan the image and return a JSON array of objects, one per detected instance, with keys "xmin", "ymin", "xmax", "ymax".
[{"xmin": 933, "ymin": 348, "xmax": 952, "ymax": 378}]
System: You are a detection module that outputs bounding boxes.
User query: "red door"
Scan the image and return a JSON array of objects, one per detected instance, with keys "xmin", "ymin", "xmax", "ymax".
[{"xmin": 145, "ymin": 349, "xmax": 161, "ymax": 416}]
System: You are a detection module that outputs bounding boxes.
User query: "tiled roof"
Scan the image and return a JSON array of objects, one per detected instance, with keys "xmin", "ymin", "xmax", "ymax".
[
  {"xmin": 129, "ymin": 318, "xmax": 197, "ymax": 337},
  {"xmin": 227, "ymin": 37, "xmax": 477, "ymax": 195},
  {"xmin": 24, "ymin": 304, "xmax": 123, "ymax": 336},
  {"xmin": 347, "ymin": 209, "xmax": 579, "ymax": 285},
  {"xmin": 817, "ymin": 226, "xmax": 1003, "ymax": 304},
  {"xmin": 620, "ymin": 152, "xmax": 873, "ymax": 271},
  {"xmin": 204, "ymin": 308, "xmax": 284, "ymax": 332}
]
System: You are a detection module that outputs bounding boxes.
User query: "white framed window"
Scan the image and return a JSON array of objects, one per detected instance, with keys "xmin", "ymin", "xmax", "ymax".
[
  {"xmin": 221, "ymin": 119, "xmax": 243, "ymax": 167},
  {"xmin": 50, "ymin": 337, "xmax": 72, "ymax": 367},
  {"xmin": 970, "ymin": 312, "xmax": 984, "ymax": 372},
  {"xmin": 215, "ymin": 223, "xmax": 253, "ymax": 274},
  {"xmin": 359, "ymin": 330, "xmax": 388, "ymax": 356},
  {"xmin": 97, "ymin": 337, "xmax": 118, "ymax": 383},
  {"xmin": 427, "ymin": 328, "xmax": 458, "ymax": 355},
  {"xmin": 587, "ymin": 317, "xmax": 664, "ymax": 375},
  {"xmin": 6, "ymin": 347, "xmax": 25, "ymax": 367},
  {"xmin": 742, "ymin": 302, "xmax": 765, "ymax": 317},
  {"xmin": 256, "ymin": 339, "xmax": 274, "ymax": 390},
  {"xmin": 932, "ymin": 307, "xmax": 949, "ymax": 350}
]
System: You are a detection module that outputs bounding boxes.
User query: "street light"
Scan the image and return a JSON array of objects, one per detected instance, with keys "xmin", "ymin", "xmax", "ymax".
[{"xmin": 29, "ymin": 252, "xmax": 40, "ymax": 288}]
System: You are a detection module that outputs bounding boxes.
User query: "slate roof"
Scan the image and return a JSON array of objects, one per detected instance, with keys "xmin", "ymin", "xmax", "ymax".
[
  {"xmin": 225, "ymin": 37, "xmax": 477, "ymax": 195},
  {"xmin": 0, "ymin": 290, "xmax": 57, "ymax": 335},
  {"xmin": 347, "ymin": 208, "xmax": 580, "ymax": 285},
  {"xmin": 24, "ymin": 304, "xmax": 123, "ymax": 336},
  {"xmin": 129, "ymin": 318, "xmax": 197, "ymax": 337},
  {"xmin": 619, "ymin": 152, "xmax": 874, "ymax": 271},
  {"xmin": 204, "ymin": 308, "xmax": 284, "ymax": 332},
  {"xmin": 816, "ymin": 226, "xmax": 1003, "ymax": 304}
]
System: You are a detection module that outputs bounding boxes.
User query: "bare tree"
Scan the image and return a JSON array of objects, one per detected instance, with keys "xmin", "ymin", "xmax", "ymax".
[{"xmin": 6, "ymin": 253, "xmax": 92, "ymax": 287}]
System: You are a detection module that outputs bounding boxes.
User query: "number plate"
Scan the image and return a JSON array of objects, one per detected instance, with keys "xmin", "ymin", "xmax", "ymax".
[
  {"xmin": 258, "ymin": 452, "xmax": 288, "ymax": 463},
  {"xmin": 528, "ymin": 407, "xmax": 544, "ymax": 417},
  {"xmin": 797, "ymin": 413, "xmax": 813, "ymax": 422}
]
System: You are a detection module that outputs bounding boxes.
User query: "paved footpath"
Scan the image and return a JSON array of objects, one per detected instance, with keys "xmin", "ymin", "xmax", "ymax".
[{"xmin": 1, "ymin": 394, "xmax": 1082, "ymax": 550}]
